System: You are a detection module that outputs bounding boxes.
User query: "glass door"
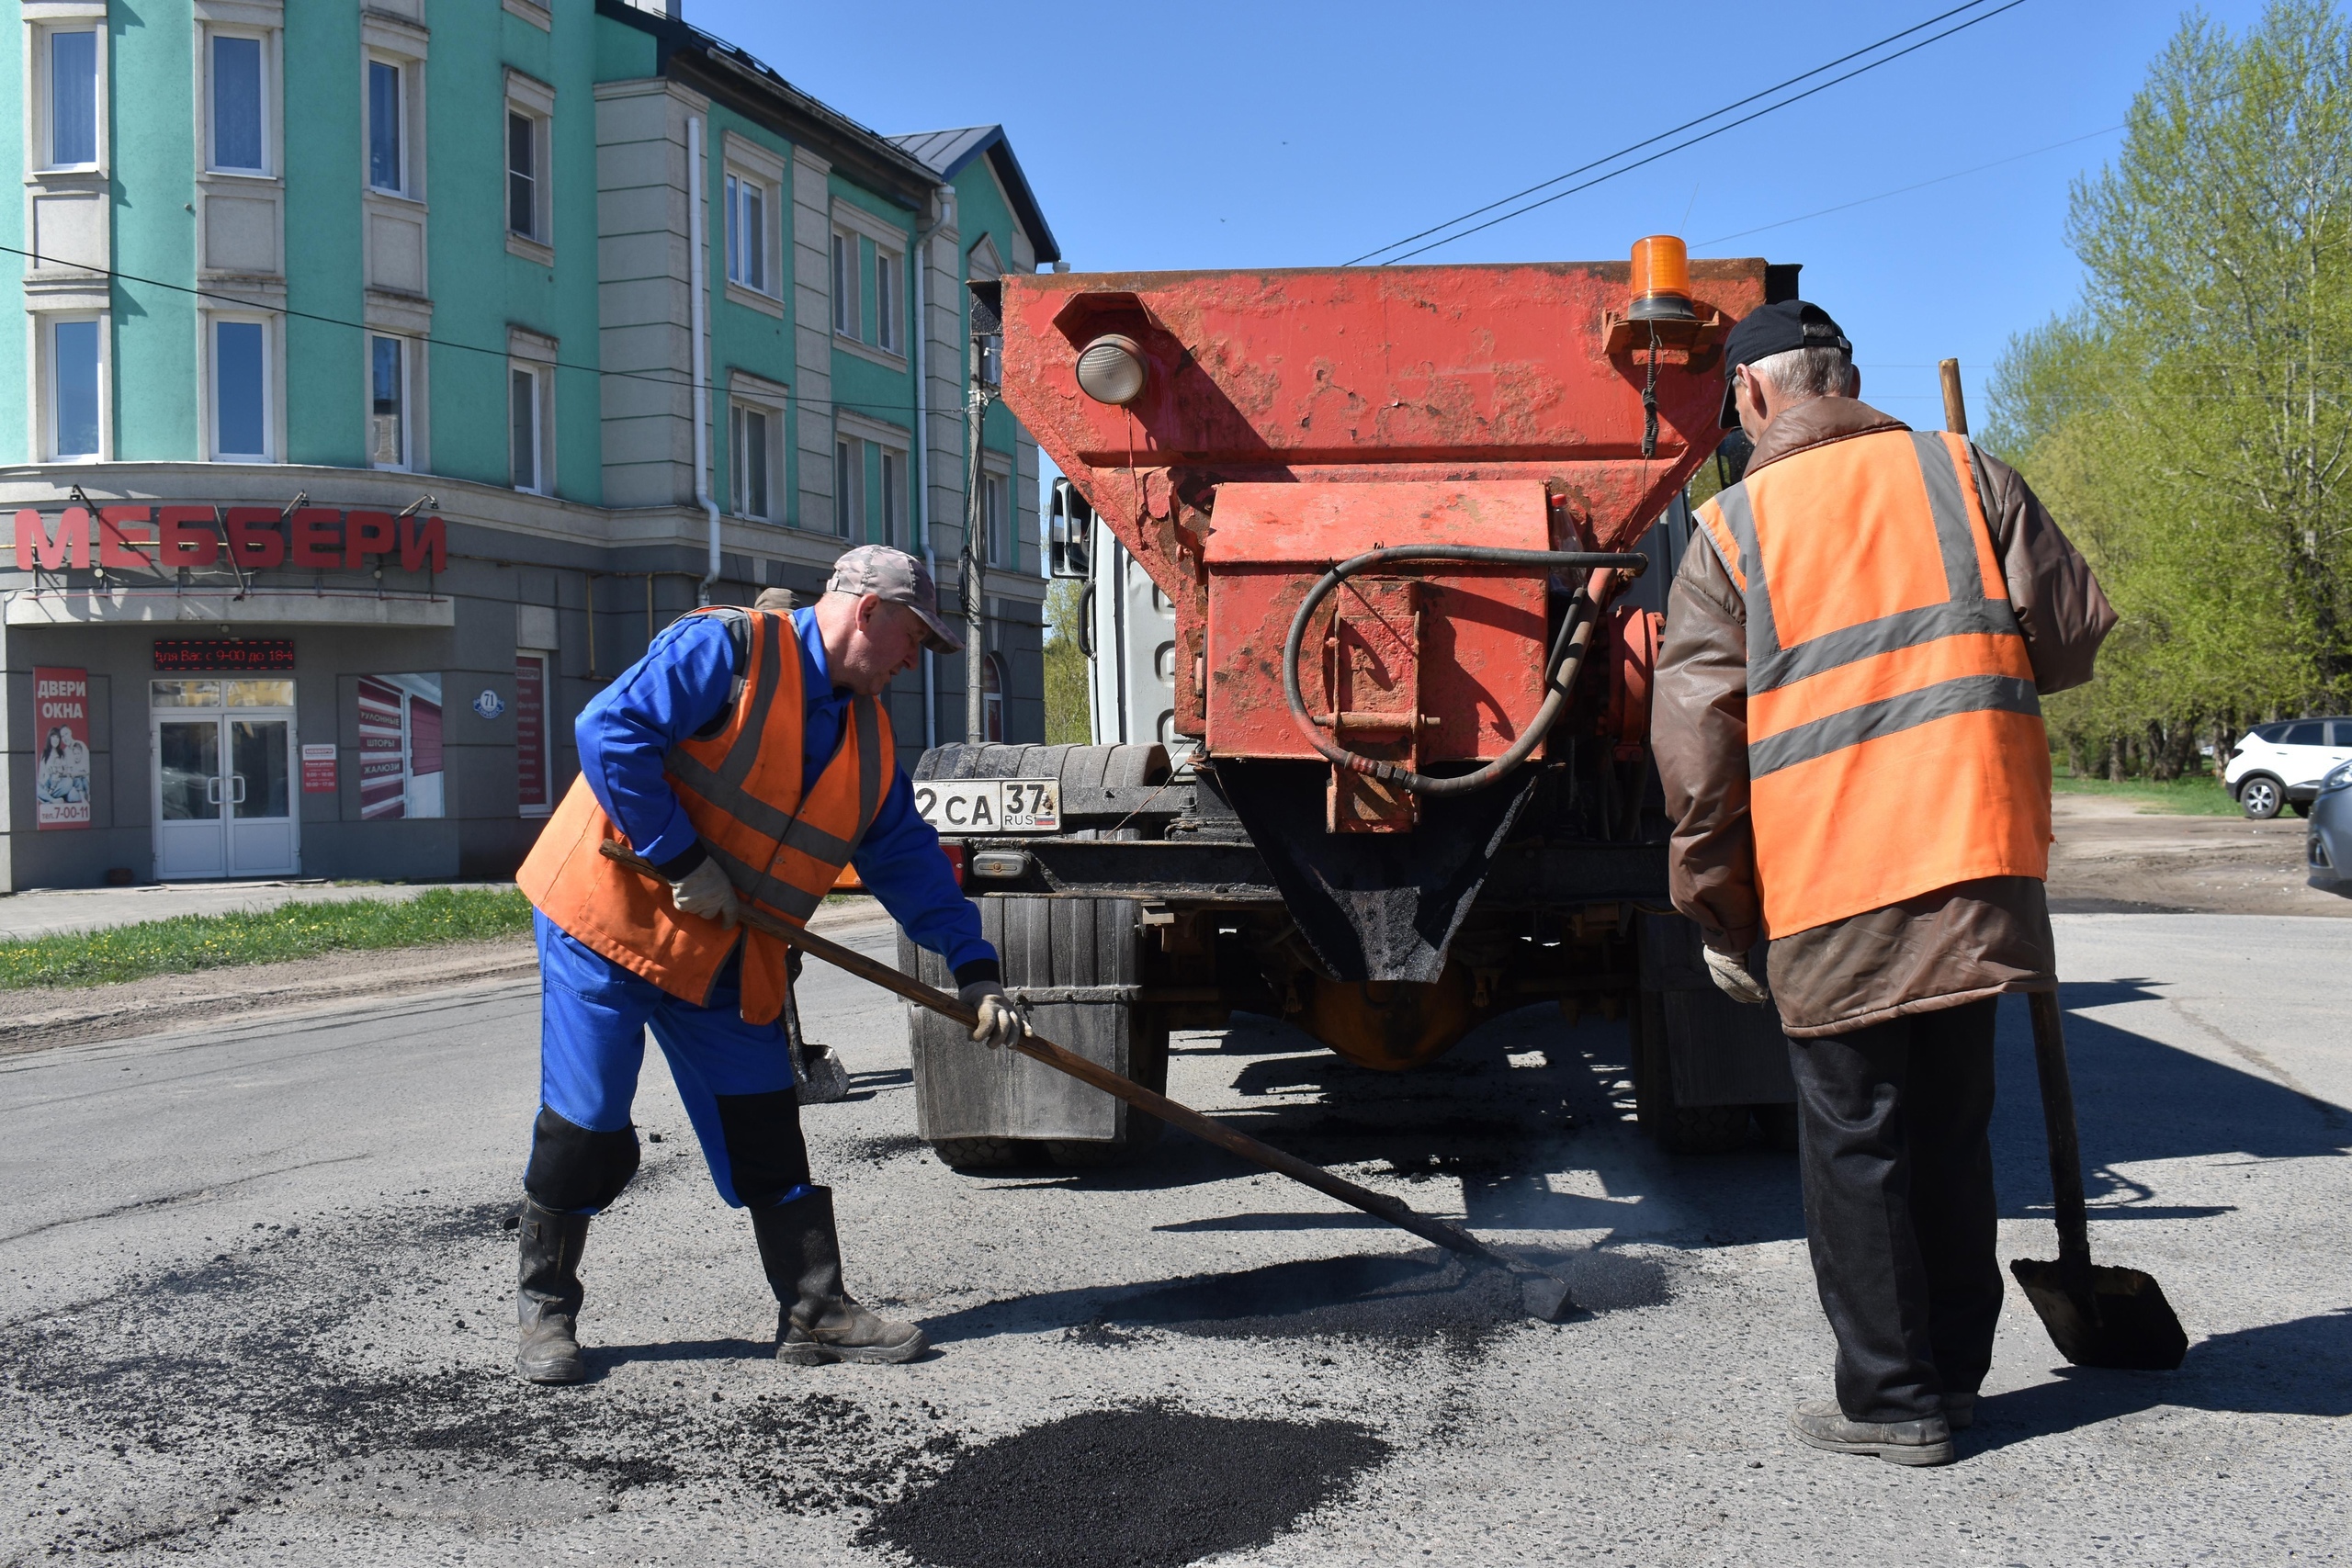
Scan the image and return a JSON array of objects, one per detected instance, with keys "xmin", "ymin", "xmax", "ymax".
[{"xmin": 152, "ymin": 680, "xmax": 300, "ymax": 879}]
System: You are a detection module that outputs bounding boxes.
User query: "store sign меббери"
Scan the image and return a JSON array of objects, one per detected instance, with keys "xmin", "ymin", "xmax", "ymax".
[{"xmin": 13, "ymin": 505, "xmax": 446, "ymax": 574}]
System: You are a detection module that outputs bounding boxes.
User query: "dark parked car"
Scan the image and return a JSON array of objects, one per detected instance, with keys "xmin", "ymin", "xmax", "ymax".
[{"xmin": 2308, "ymin": 760, "xmax": 2351, "ymax": 897}]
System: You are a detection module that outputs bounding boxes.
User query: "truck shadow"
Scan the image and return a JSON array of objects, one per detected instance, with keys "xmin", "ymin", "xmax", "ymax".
[{"xmin": 1051, "ymin": 986, "xmax": 2346, "ymax": 1252}]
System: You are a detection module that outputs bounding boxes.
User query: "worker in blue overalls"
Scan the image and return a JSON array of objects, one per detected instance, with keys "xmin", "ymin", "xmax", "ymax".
[{"xmin": 514, "ymin": 546, "xmax": 1025, "ymax": 1382}]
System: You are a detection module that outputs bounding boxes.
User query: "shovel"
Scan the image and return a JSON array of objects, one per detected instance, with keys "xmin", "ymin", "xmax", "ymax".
[
  {"xmin": 596, "ymin": 840, "xmax": 1580, "ymax": 1322},
  {"xmin": 1938, "ymin": 366, "xmax": 2188, "ymax": 1369},
  {"xmin": 2008, "ymin": 989, "xmax": 2188, "ymax": 1370}
]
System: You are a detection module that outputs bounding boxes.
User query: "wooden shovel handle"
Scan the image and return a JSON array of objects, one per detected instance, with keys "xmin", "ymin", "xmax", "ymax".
[
  {"xmin": 593, "ymin": 840, "xmax": 1518, "ymax": 1272},
  {"xmin": 2028, "ymin": 988, "xmax": 2095, "ymax": 1287}
]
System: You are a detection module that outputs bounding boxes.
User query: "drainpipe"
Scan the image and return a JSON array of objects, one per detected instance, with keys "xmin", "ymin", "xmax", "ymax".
[
  {"xmin": 911, "ymin": 186, "xmax": 949, "ymax": 749},
  {"xmin": 689, "ymin": 115, "xmax": 720, "ymax": 605}
]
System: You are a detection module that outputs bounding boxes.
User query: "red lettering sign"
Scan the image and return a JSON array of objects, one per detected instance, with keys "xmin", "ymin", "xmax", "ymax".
[
  {"xmin": 32, "ymin": 665, "xmax": 92, "ymax": 829},
  {"xmin": 288, "ymin": 507, "xmax": 340, "ymax": 570},
  {"xmin": 16, "ymin": 507, "xmax": 91, "ymax": 571},
  {"xmin": 224, "ymin": 507, "xmax": 286, "ymax": 569},
  {"xmin": 400, "ymin": 513, "xmax": 446, "ymax": 574},
  {"xmin": 344, "ymin": 510, "xmax": 396, "ymax": 569},
  {"xmin": 98, "ymin": 506, "xmax": 153, "ymax": 569},
  {"xmin": 156, "ymin": 506, "xmax": 221, "ymax": 568}
]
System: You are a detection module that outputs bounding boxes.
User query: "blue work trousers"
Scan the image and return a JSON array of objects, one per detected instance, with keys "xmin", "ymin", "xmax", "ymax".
[{"xmin": 529, "ymin": 911, "xmax": 810, "ymax": 1212}]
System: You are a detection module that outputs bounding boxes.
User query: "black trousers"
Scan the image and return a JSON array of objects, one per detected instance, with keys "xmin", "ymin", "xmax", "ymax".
[{"xmin": 1786, "ymin": 997, "xmax": 2004, "ymax": 1423}]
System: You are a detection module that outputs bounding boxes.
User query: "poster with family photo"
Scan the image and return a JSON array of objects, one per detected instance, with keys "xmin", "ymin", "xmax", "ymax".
[{"xmin": 34, "ymin": 666, "xmax": 92, "ymax": 829}]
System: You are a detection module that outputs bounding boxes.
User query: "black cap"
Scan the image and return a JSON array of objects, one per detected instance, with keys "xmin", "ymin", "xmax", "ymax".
[{"xmin": 1721, "ymin": 300, "xmax": 1851, "ymax": 427}]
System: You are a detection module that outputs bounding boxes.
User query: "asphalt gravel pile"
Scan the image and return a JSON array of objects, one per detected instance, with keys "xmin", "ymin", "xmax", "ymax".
[
  {"xmin": 0, "ymin": 1196, "xmax": 961, "ymax": 1558},
  {"xmin": 859, "ymin": 1406, "xmax": 1390, "ymax": 1568}
]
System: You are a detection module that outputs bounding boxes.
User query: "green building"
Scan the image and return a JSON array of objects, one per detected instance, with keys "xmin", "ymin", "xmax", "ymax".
[{"xmin": 0, "ymin": 0, "xmax": 1060, "ymax": 887}]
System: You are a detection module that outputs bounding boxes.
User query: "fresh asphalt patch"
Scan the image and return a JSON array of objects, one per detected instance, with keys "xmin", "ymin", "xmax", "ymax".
[{"xmin": 859, "ymin": 1406, "xmax": 1390, "ymax": 1568}]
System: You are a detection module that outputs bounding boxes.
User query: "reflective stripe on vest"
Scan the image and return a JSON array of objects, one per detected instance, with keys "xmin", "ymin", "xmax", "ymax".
[
  {"xmin": 1695, "ymin": 427, "xmax": 2051, "ymax": 935},
  {"xmin": 514, "ymin": 606, "xmax": 893, "ymax": 1024}
]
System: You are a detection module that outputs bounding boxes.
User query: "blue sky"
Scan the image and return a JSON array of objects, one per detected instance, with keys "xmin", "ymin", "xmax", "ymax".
[{"xmin": 694, "ymin": 0, "xmax": 2281, "ymax": 441}]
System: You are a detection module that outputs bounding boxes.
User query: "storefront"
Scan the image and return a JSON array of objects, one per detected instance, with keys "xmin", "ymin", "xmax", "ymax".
[{"xmin": 0, "ymin": 470, "xmax": 613, "ymax": 891}]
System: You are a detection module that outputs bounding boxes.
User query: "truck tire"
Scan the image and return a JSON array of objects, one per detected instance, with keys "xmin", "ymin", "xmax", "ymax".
[{"xmin": 933, "ymin": 1136, "xmax": 1033, "ymax": 1171}]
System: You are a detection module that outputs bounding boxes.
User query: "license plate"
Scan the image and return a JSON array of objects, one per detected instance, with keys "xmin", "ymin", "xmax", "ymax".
[{"xmin": 913, "ymin": 779, "xmax": 1060, "ymax": 835}]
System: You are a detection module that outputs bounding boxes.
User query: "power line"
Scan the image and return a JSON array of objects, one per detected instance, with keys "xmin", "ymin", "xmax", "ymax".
[
  {"xmin": 1366, "ymin": 0, "xmax": 2030, "ymax": 266},
  {"xmin": 1694, "ymin": 122, "xmax": 2125, "ymax": 246},
  {"xmin": 1343, "ymin": 0, "xmax": 2008, "ymax": 267},
  {"xmin": 0, "ymin": 240, "xmax": 938, "ymax": 424}
]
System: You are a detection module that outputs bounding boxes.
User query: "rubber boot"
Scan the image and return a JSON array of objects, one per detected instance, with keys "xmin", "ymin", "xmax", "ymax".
[
  {"xmin": 750, "ymin": 1187, "xmax": 927, "ymax": 1366},
  {"xmin": 515, "ymin": 1198, "xmax": 591, "ymax": 1384}
]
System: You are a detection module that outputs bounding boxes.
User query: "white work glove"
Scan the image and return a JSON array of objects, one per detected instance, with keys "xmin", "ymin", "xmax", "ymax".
[
  {"xmin": 958, "ymin": 981, "xmax": 1029, "ymax": 1049},
  {"xmin": 1704, "ymin": 944, "xmax": 1771, "ymax": 1006},
  {"xmin": 667, "ymin": 858, "xmax": 741, "ymax": 929}
]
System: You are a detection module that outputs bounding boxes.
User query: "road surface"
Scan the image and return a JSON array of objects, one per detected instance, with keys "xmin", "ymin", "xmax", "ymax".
[{"xmin": 2, "ymin": 912, "xmax": 2346, "ymax": 1566}]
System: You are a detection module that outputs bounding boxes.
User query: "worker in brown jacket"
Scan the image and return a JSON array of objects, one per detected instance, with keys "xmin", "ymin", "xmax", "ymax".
[{"xmin": 1653, "ymin": 300, "xmax": 2114, "ymax": 1467}]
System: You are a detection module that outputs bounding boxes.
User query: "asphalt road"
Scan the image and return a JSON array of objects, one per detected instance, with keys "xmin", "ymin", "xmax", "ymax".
[{"xmin": 3, "ymin": 912, "xmax": 2346, "ymax": 1566}]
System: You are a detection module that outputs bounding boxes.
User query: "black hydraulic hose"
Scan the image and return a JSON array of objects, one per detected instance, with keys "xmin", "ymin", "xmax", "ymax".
[{"xmin": 1280, "ymin": 546, "xmax": 1648, "ymax": 798}]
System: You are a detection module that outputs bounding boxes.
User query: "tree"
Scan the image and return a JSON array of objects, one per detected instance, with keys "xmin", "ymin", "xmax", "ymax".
[
  {"xmin": 1986, "ymin": 1, "xmax": 2352, "ymax": 769},
  {"xmin": 1043, "ymin": 576, "xmax": 1091, "ymax": 745}
]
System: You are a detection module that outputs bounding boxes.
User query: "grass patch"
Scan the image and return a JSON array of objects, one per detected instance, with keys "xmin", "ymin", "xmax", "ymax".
[
  {"xmin": 2051, "ymin": 771, "xmax": 2243, "ymax": 816},
  {"xmin": 0, "ymin": 886, "xmax": 534, "ymax": 990}
]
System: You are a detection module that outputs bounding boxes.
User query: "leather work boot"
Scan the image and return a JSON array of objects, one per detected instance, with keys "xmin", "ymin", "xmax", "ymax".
[
  {"xmin": 750, "ymin": 1187, "xmax": 928, "ymax": 1366},
  {"xmin": 1788, "ymin": 1399, "xmax": 1954, "ymax": 1466},
  {"xmin": 514, "ymin": 1199, "xmax": 592, "ymax": 1384},
  {"xmin": 1944, "ymin": 1393, "xmax": 1976, "ymax": 1431}
]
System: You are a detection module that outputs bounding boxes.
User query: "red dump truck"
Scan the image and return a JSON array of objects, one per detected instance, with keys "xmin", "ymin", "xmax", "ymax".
[{"xmin": 898, "ymin": 244, "xmax": 1800, "ymax": 1167}]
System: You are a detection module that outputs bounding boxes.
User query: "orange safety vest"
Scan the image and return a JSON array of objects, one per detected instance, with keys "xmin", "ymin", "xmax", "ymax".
[
  {"xmin": 1694, "ymin": 427, "xmax": 2052, "ymax": 938},
  {"xmin": 517, "ymin": 607, "xmax": 890, "ymax": 1024}
]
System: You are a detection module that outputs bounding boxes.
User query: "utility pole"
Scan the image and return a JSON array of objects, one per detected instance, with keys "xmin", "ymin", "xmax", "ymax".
[{"xmin": 961, "ymin": 281, "xmax": 1002, "ymax": 744}]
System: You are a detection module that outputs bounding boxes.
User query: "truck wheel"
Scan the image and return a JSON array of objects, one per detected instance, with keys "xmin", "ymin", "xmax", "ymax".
[
  {"xmin": 1634, "ymin": 983, "xmax": 1758, "ymax": 1155},
  {"xmin": 933, "ymin": 1136, "xmax": 1033, "ymax": 1170}
]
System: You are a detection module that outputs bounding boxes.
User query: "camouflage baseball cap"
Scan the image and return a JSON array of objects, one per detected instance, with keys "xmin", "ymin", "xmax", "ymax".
[{"xmin": 827, "ymin": 544, "xmax": 963, "ymax": 654}]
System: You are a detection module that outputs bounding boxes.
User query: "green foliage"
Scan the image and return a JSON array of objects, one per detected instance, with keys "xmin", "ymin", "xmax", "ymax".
[
  {"xmin": 2050, "ymin": 772, "xmax": 2242, "ymax": 816},
  {"xmin": 1044, "ymin": 576, "xmax": 1092, "ymax": 745},
  {"xmin": 0, "ymin": 886, "xmax": 534, "ymax": 990},
  {"xmin": 1986, "ymin": 2, "xmax": 2352, "ymax": 773}
]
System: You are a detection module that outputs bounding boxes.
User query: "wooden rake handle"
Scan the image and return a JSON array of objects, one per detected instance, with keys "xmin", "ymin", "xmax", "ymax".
[{"xmin": 595, "ymin": 839, "xmax": 1521, "ymax": 1272}]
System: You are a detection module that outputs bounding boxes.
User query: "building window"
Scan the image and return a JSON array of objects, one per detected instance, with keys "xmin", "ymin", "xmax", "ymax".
[
  {"xmin": 368, "ymin": 60, "xmax": 403, "ymax": 194},
  {"xmin": 982, "ymin": 653, "xmax": 1006, "ymax": 742},
  {"xmin": 48, "ymin": 316, "xmax": 102, "ymax": 461},
  {"xmin": 878, "ymin": 446, "xmax": 903, "ymax": 548},
  {"xmin": 831, "ymin": 231, "xmax": 859, "ymax": 337},
  {"xmin": 507, "ymin": 110, "xmax": 540, "ymax": 241},
  {"xmin": 874, "ymin": 250, "xmax": 899, "ymax": 353},
  {"xmin": 835, "ymin": 435, "xmax": 864, "ymax": 537},
  {"xmin": 369, "ymin": 335, "xmax": 408, "ymax": 470},
  {"xmin": 982, "ymin": 470, "xmax": 1008, "ymax": 566},
  {"xmin": 211, "ymin": 318, "xmax": 269, "ymax": 461},
  {"xmin": 725, "ymin": 172, "xmax": 767, "ymax": 294},
  {"xmin": 47, "ymin": 29, "xmax": 97, "ymax": 170},
  {"xmin": 730, "ymin": 401, "xmax": 771, "ymax": 521},
  {"xmin": 510, "ymin": 365, "xmax": 548, "ymax": 492},
  {"xmin": 210, "ymin": 34, "xmax": 265, "ymax": 175}
]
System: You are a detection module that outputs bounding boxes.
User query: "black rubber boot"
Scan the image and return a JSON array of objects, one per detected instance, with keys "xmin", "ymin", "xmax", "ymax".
[
  {"xmin": 515, "ymin": 1199, "xmax": 591, "ymax": 1384},
  {"xmin": 750, "ymin": 1187, "xmax": 927, "ymax": 1366}
]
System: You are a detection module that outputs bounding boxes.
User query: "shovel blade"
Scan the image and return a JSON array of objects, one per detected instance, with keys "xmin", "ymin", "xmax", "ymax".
[
  {"xmin": 2009, "ymin": 1258, "xmax": 2188, "ymax": 1371},
  {"xmin": 1518, "ymin": 1273, "xmax": 1577, "ymax": 1324}
]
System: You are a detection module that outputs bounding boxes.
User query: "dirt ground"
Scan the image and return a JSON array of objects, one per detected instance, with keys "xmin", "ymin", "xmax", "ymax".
[{"xmin": 2045, "ymin": 792, "xmax": 2347, "ymax": 917}]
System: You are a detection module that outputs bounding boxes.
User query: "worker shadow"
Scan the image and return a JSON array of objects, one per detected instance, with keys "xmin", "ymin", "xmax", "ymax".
[
  {"xmin": 584, "ymin": 1336, "xmax": 777, "ymax": 1375},
  {"xmin": 1969, "ymin": 1307, "xmax": 2352, "ymax": 1449}
]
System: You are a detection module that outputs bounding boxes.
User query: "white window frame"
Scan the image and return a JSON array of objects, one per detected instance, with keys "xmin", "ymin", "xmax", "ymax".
[
  {"xmin": 509, "ymin": 361, "xmax": 551, "ymax": 494},
  {"xmin": 831, "ymin": 230, "xmax": 859, "ymax": 340},
  {"xmin": 981, "ymin": 462, "xmax": 1011, "ymax": 567},
  {"xmin": 365, "ymin": 54, "xmax": 410, "ymax": 197},
  {"xmin": 204, "ymin": 27, "xmax": 272, "ymax": 178},
  {"xmin": 503, "ymin": 69, "xmax": 555, "ymax": 262},
  {"xmin": 368, "ymin": 332, "xmax": 413, "ymax": 472},
  {"xmin": 203, "ymin": 310, "xmax": 277, "ymax": 464},
  {"xmin": 877, "ymin": 443, "xmax": 905, "ymax": 550},
  {"xmin": 834, "ymin": 434, "xmax": 865, "ymax": 539},
  {"xmin": 31, "ymin": 20, "xmax": 105, "ymax": 175},
  {"xmin": 874, "ymin": 248, "xmax": 899, "ymax": 354},
  {"xmin": 982, "ymin": 652, "xmax": 1007, "ymax": 743},
  {"xmin": 724, "ymin": 172, "xmax": 764, "ymax": 292},
  {"xmin": 38, "ymin": 310, "xmax": 107, "ymax": 463}
]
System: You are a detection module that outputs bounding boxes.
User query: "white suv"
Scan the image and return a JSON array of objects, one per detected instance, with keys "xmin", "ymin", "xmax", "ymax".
[{"xmin": 2225, "ymin": 717, "xmax": 2352, "ymax": 818}]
